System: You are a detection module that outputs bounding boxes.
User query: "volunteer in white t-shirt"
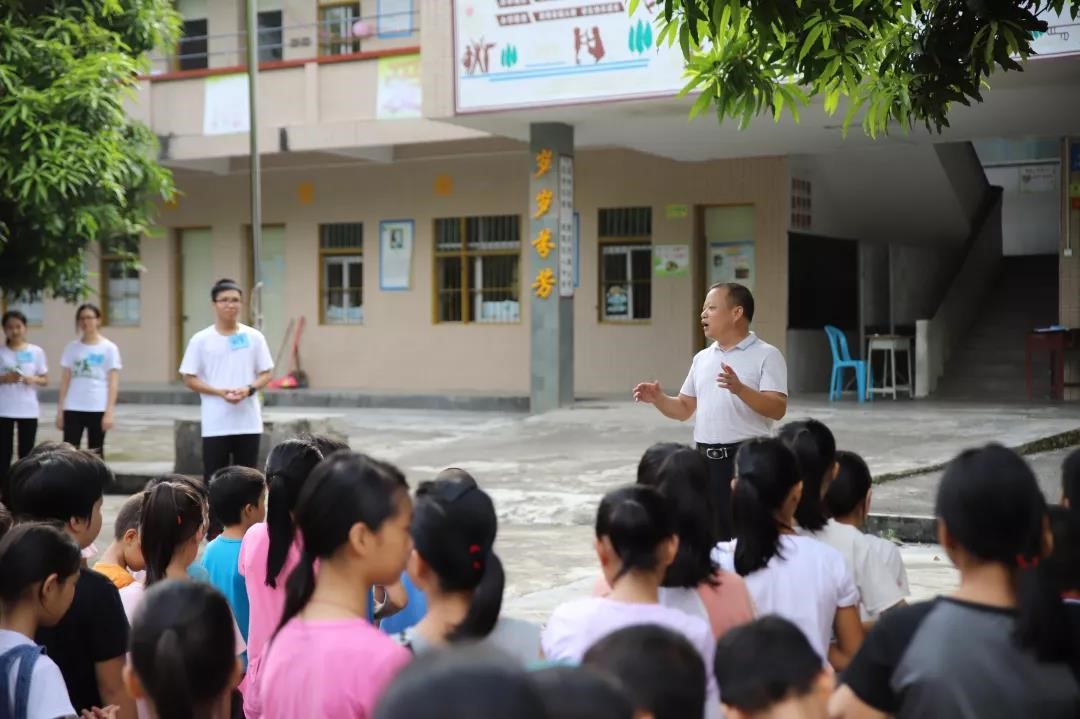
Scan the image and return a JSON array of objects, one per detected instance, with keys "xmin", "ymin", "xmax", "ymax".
[
  {"xmin": 179, "ymin": 278, "xmax": 274, "ymax": 491},
  {"xmin": 57, "ymin": 303, "xmax": 122, "ymax": 458},
  {"xmin": 1, "ymin": 309, "xmax": 48, "ymax": 493},
  {"xmin": 633, "ymin": 283, "xmax": 788, "ymax": 539}
]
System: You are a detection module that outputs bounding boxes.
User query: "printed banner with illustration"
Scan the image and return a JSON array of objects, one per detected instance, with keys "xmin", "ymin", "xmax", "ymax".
[
  {"xmin": 453, "ymin": 0, "xmax": 686, "ymax": 112},
  {"xmin": 376, "ymin": 53, "xmax": 422, "ymax": 119}
]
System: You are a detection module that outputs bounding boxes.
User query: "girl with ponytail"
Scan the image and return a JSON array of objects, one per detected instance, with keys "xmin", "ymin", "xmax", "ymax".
[
  {"xmin": 236, "ymin": 438, "xmax": 322, "ymax": 717},
  {"xmin": 396, "ymin": 472, "xmax": 540, "ymax": 662},
  {"xmin": 715, "ymin": 438, "xmax": 863, "ymax": 669},
  {"xmin": 833, "ymin": 444, "xmax": 1080, "ymax": 719},
  {"xmin": 543, "ymin": 485, "xmax": 721, "ymax": 716},
  {"xmin": 257, "ymin": 452, "xmax": 413, "ymax": 719},
  {"xmin": 778, "ymin": 418, "xmax": 836, "ymax": 533},
  {"xmin": 126, "ymin": 580, "xmax": 241, "ymax": 719}
]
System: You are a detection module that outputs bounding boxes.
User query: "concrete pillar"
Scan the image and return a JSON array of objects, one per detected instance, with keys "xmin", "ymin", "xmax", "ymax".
[
  {"xmin": 1063, "ymin": 138, "xmax": 1080, "ymax": 399},
  {"xmin": 528, "ymin": 123, "xmax": 575, "ymax": 413}
]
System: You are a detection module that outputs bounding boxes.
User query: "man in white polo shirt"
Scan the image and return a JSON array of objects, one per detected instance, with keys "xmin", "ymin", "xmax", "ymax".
[
  {"xmin": 634, "ymin": 282, "xmax": 788, "ymax": 538},
  {"xmin": 179, "ymin": 278, "xmax": 274, "ymax": 492}
]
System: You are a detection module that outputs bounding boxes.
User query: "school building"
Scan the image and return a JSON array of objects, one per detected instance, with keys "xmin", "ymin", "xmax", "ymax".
[{"xmin": 5, "ymin": 1, "xmax": 1080, "ymax": 404}]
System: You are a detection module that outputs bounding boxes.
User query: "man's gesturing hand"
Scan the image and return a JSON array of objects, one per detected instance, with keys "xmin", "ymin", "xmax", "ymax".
[
  {"xmin": 632, "ymin": 381, "xmax": 662, "ymax": 404},
  {"xmin": 717, "ymin": 363, "xmax": 745, "ymax": 396}
]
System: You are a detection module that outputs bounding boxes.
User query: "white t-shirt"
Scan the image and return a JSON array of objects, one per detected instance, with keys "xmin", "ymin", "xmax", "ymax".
[
  {"xmin": 0, "ymin": 344, "xmax": 47, "ymax": 419},
  {"xmin": 60, "ymin": 339, "xmax": 122, "ymax": 412},
  {"xmin": 680, "ymin": 333, "xmax": 788, "ymax": 444},
  {"xmin": 713, "ymin": 535, "xmax": 858, "ymax": 659},
  {"xmin": 178, "ymin": 324, "xmax": 274, "ymax": 438},
  {"xmin": 542, "ymin": 597, "xmax": 720, "ymax": 716},
  {"xmin": 798, "ymin": 520, "xmax": 906, "ymax": 620},
  {"xmin": 0, "ymin": 629, "xmax": 76, "ymax": 719},
  {"xmin": 866, "ymin": 534, "xmax": 910, "ymax": 610}
]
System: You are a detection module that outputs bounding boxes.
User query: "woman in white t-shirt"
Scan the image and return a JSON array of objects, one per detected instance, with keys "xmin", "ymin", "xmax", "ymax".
[
  {"xmin": 1, "ymin": 309, "xmax": 48, "ymax": 493},
  {"xmin": 713, "ymin": 437, "xmax": 864, "ymax": 670},
  {"xmin": 56, "ymin": 303, "xmax": 121, "ymax": 458}
]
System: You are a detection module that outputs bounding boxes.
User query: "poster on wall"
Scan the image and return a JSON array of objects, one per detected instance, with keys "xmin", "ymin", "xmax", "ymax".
[
  {"xmin": 558, "ymin": 155, "xmax": 575, "ymax": 297},
  {"xmin": 203, "ymin": 74, "xmax": 250, "ymax": 135},
  {"xmin": 709, "ymin": 242, "xmax": 755, "ymax": 291},
  {"xmin": 452, "ymin": 0, "xmax": 687, "ymax": 113},
  {"xmin": 1019, "ymin": 165, "xmax": 1057, "ymax": 193},
  {"xmin": 379, "ymin": 220, "xmax": 414, "ymax": 290},
  {"xmin": 376, "ymin": 53, "xmax": 422, "ymax": 119},
  {"xmin": 605, "ymin": 285, "xmax": 629, "ymax": 317},
  {"xmin": 1029, "ymin": 9, "xmax": 1080, "ymax": 58},
  {"xmin": 653, "ymin": 245, "xmax": 689, "ymax": 277}
]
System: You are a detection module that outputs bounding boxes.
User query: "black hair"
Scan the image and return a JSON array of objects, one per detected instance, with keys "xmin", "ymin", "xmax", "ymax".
[
  {"xmin": 435, "ymin": 467, "xmax": 477, "ymax": 484},
  {"xmin": 583, "ymin": 624, "xmax": 706, "ymax": 719},
  {"xmin": 412, "ymin": 476, "xmax": 505, "ymax": 641},
  {"xmin": 714, "ymin": 616, "xmax": 824, "ymax": 712},
  {"xmin": 531, "ymin": 666, "xmax": 635, "ymax": 719},
  {"xmin": 374, "ymin": 646, "xmax": 548, "ymax": 719},
  {"xmin": 210, "ymin": 278, "xmax": 243, "ymax": 302},
  {"xmin": 297, "ymin": 433, "xmax": 349, "ymax": 458},
  {"xmin": 264, "ymin": 438, "xmax": 323, "ymax": 588},
  {"xmin": 731, "ymin": 438, "xmax": 801, "ymax": 576},
  {"xmin": 710, "ymin": 282, "xmax": 755, "ymax": 323},
  {"xmin": 826, "ymin": 450, "xmax": 873, "ymax": 519},
  {"xmin": 0, "ymin": 522, "xmax": 81, "ymax": 603},
  {"xmin": 140, "ymin": 481, "xmax": 206, "ymax": 587},
  {"xmin": 114, "ymin": 493, "xmax": 145, "ymax": 541},
  {"xmin": 1063, "ymin": 448, "xmax": 1080, "ymax": 512},
  {"xmin": 209, "ymin": 466, "xmax": 266, "ymax": 527},
  {"xmin": 8, "ymin": 448, "xmax": 111, "ymax": 523},
  {"xmin": 278, "ymin": 452, "xmax": 409, "ymax": 632},
  {"xmin": 637, "ymin": 444, "xmax": 718, "ymax": 588},
  {"xmin": 26, "ymin": 441, "xmax": 76, "ymax": 457},
  {"xmin": 2, "ymin": 310, "xmax": 27, "ymax": 329},
  {"xmin": 129, "ymin": 580, "xmax": 237, "ymax": 719},
  {"xmin": 595, "ymin": 485, "xmax": 676, "ymax": 583},
  {"xmin": 937, "ymin": 444, "xmax": 1070, "ymax": 662},
  {"xmin": 0, "ymin": 502, "xmax": 11, "ymax": 539},
  {"xmin": 74, "ymin": 302, "xmax": 101, "ymax": 328},
  {"xmin": 778, "ymin": 419, "xmax": 835, "ymax": 532},
  {"xmin": 1046, "ymin": 506, "xmax": 1080, "ymax": 593}
]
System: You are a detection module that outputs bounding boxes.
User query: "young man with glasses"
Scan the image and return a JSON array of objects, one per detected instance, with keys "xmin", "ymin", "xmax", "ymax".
[{"xmin": 180, "ymin": 278, "xmax": 274, "ymax": 496}]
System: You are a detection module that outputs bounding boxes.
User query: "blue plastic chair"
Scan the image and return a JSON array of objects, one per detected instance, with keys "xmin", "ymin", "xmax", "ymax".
[{"xmin": 824, "ymin": 325, "xmax": 866, "ymax": 403}]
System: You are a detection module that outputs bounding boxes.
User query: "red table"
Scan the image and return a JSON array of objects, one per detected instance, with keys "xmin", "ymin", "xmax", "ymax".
[{"xmin": 1025, "ymin": 329, "xmax": 1080, "ymax": 401}]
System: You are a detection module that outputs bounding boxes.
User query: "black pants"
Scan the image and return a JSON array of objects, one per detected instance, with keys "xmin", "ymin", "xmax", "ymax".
[
  {"xmin": 202, "ymin": 434, "xmax": 262, "ymax": 485},
  {"xmin": 0, "ymin": 417, "xmax": 37, "ymax": 500},
  {"xmin": 698, "ymin": 442, "xmax": 743, "ymax": 541},
  {"xmin": 63, "ymin": 411, "xmax": 106, "ymax": 457}
]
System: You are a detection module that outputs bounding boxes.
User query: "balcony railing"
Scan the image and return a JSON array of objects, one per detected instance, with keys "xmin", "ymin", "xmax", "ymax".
[{"xmin": 149, "ymin": 8, "xmax": 419, "ymax": 76}]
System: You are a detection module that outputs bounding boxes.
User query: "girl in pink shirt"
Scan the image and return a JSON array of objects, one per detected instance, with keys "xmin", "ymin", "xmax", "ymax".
[
  {"xmin": 236, "ymin": 438, "xmax": 322, "ymax": 716},
  {"xmin": 596, "ymin": 444, "xmax": 756, "ymax": 639},
  {"xmin": 258, "ymin": 452, "xmax": 414, "ymax": 719},
  {"xmin": 126, "ymin": 580, "xmax": 241, "ymax": 719}
]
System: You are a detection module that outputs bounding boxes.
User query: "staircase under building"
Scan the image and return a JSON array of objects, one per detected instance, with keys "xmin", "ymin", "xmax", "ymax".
[{"xmin": 936, "ymin": 255, "xmax": 1059, "ymax": 401}]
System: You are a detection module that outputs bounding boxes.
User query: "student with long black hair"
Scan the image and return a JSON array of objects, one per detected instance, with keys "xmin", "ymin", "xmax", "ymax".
[
  {"xmin": 257, "ymin": 452, "xmax": 413, "ymax": 718},
  {"xmin": 833, "ymin": 444, "xmax": 1080, "ymax": 719},
  {"xmin": 57, "ymin": 303, "xmax": 121, "ymax": 457},
  {"xmin": 0, "ymin": 523, "xmax": 83, "ymax": 719},
  {"xmin": 596, "ymin": 443, "xmax": 755, "ymax": 639},
  {"xmin": 236, "ymin": 437, "xmax": 322, "ymax": 717},
  {"xmin": 778, "ymin": 419, "xmax": 836, "ymax": 533},
  {"xmin": 543, "ymin": 485, "xmax": 720, "ymax": 715},
  {"xmin": 125, "ymin": 580, "xmax": 242, "ymax": 719},
  {"xmin": 713, "ymin": 438, "xmax": 863, "ymax": 669},
  {"xmin": 396, "ymin": 475, "xmax": 540, "ymax": 662},
  {"xmin": 0, "ymin": 309, "xmax": 48, "ymax": 495}
]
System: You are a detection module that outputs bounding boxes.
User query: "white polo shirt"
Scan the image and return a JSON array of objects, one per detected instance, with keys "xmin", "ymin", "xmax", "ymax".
[{"xmin": 679, "ymin": 332, "xmax": 787, "ymax": 444}]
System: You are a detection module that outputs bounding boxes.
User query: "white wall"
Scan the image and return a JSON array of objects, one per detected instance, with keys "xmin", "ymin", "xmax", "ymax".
[{"xmin": 983, "ymin": 164, "xmax": 1060, "ymax": 256}]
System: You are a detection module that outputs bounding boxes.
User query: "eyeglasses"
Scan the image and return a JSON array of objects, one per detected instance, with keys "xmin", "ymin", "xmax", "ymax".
[{"xmin": 214, "ymin": 298, "xmax": 242, "ymax": 305}]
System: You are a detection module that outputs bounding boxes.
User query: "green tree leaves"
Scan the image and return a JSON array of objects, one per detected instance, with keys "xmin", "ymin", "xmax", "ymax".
[
  {"xmin": 0, "ymin": 1, "xmax": 179, "ymax": 301},
  {"xmin": 657, "ymin": 0, "xmax": 1080, "ymax": 137}
]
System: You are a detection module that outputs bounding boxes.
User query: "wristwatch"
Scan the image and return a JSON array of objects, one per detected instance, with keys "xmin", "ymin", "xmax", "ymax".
[{"xmin": 247, "ymin": 385, "xmax": 256, "ymax": 397}]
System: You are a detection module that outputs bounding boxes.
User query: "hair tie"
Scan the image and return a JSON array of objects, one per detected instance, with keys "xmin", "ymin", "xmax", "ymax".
[{"xmin": 1016, "ymin": 554, "xmax": 1039, "ymax": 570}]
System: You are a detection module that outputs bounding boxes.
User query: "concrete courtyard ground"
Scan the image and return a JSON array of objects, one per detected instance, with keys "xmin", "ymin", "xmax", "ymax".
[{"xmin": 36, "ymin": 396, "xmax": 1078, "ymax": 624}]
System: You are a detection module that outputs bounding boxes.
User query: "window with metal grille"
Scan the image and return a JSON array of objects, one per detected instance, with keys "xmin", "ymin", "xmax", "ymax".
[
  {"xmin": 177, "ymin": 18, "xmax": 209, "ymax": 71},
  {"xmin": 434, "ymin": 216, "xmax": 520, "ymax": 324},
  {"xmin": 319, "ymin": 2, "xmax": 361, "ymax": 56},
  {"xmin": 257, "ymin": 11, "xmax": 284, "ymax": 63},
  {"xmin": 599, "ymin": 208, "xmax": 652, "ymax": 322},
  {"xmin": 101, "ymin": 237, "xmax": 141, "ymax": 327},
  {"xmin": 320, "ymin": 223, "xmax": 363, "ymax": 324}
]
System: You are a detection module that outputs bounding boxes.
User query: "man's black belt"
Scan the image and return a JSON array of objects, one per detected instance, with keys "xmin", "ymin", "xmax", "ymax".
[{"xmin": 696, "ymin": 442, "xmax": 744, "ymax": 461}]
